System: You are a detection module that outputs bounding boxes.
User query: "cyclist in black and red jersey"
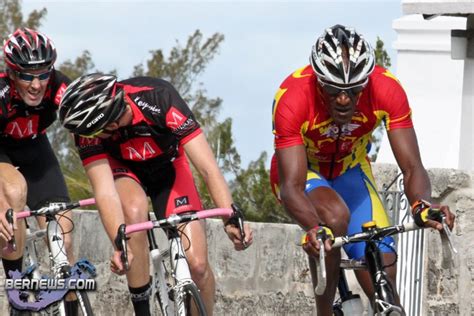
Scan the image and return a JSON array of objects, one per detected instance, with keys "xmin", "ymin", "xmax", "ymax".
[
  {"xmin": 0, "ymin": 28, "xmax": 78, "ymax": 314},
  {"xmin": 58, "ymin": 73, "xmax": 253, "ymax": 316},
  {"xmin": 270, "ymin": 24, "xmax": 455, "ymax": 315}
]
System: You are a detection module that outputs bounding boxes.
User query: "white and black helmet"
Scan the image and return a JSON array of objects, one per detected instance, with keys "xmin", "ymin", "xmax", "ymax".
[
  {"xmin": 310, "ymin": 25, "xmax": 375, "ymax": 87},
  {"xmin": 59, "ymin": 73, "xmax": 125, "ymax": 136}
]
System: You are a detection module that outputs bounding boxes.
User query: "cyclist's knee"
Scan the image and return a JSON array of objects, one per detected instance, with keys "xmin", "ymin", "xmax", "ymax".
[
  {"xmin": 1, "ymin": 174, "xmax": 27, "ymax": 209},
  {"xmin": 188, "ymin": 256, "xmax": 212, "ymax": 282},
  {"xmin": 324, "ymin": 205, "xmax": 350, "ymax": 235},
  {"xmin": 123, "ymin": 204, "xmax": 148, "ymax": 224}
]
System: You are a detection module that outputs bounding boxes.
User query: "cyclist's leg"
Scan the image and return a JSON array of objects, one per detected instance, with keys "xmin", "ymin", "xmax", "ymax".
[
  {"xmin": 332, "ymin": 159, "xmax": 400, "ymax": 305},
  {"xmin": 149, "ymin": 153, "xmax": 213, "ymax": 314},
  {"xmin": 271, "ymin": 160, "xmax": 350, "ymax": 316},
  {"xmin": 110, "ymin": 158, "xmax": 152, "ymax": 315},
  {"xmin": 180, "ymin": 221, "xmax": 214, "ymax": 314},
  {"xmin": 0, "ymin": 161, "xmax": 27, "ymax": 275},
  {"xmin": 305, "ymin": 183, "xmax": 350, "ymax": 315},
  {"xmin": 19, "ymin": 136, "xmax": 79, "ymax": 309}
]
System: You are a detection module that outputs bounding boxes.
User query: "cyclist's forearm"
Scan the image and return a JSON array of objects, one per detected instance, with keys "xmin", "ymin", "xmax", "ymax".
[
  {"xmin": 280, "ymin": 186, "xmax": 321, "ymax": 230},
  {"xmin": 402, "ymin": 167, "xmax": 432, "ymax": 204},
  {"xmin": 95, "ymin": 195, "xmax": 126, "ymax": 248},
  {"xmin": 206, "ymin": 171, "xmax": 233, "ymax": 207}
]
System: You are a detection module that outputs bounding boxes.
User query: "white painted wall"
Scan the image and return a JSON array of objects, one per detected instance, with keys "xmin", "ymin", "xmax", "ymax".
[{"xmin": 377, "ymin": 14, "xmax": 467, "ymax": 169}]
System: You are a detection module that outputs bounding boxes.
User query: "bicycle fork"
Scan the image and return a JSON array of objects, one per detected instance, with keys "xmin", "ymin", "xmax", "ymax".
[
  {"xmin": 47, "ymin": 217, "xmax": 70, "ymax": 316},
  {"xmin": 168, "ymin": 230, "xmax": 193, "ymax": 316},
  {"xmin": 365, "ymin": 242, "xmax": 404, "ymax": 316},
  {"xmin": 147, "ymin": 230, "xmax": 174, "ymax": 316}
]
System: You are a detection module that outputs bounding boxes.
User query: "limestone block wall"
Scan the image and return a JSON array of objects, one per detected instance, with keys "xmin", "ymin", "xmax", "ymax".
[{"xmin": 0, "ymin": 164, "xmax": 472, "ymax": 315}]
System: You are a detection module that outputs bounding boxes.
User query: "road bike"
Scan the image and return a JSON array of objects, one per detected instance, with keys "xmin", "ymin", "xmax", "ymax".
[
  {"xmin": 115, "ymin": 204, "xmax": 247, "ymax": 316},
  {"xmin": 303, "ymin": 208, "xmax": 456, "ymax": 316},
  {"xmin": 5, "ymin": 198, "xmax": 97, "ymax": 316}
]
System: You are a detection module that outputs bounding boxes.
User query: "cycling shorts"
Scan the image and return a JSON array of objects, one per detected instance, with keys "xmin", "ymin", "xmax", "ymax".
[
  {"xmin": 107, "ymin": 152, "xmax": 203, "ymax": 219},
  {"xmin": 0, "ymin": 134, "xmax": 70, "ymax": 210},
  {"xmin": 270, "ymin": 155, "xmax": 395, "ymax": 260}
]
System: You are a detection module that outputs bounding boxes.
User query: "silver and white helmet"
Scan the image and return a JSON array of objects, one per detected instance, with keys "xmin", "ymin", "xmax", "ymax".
[
  {"xmin": 310, "ymin": 25, "xmax": 375, "ymax": 87},
  {"xmin": 59, "ymin": 73, "xmax": 125, "ymax": 136}
]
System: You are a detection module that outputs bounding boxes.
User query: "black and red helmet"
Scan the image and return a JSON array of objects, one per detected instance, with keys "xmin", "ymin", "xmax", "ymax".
[{"xmin": 3, "ymin": 28, "xmax": 57, "ymax": 71}]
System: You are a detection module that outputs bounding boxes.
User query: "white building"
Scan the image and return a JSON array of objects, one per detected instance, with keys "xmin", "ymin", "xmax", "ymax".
[{"xmin": 377, "ymin": 0, "xmax": 473, "ymax": 172}]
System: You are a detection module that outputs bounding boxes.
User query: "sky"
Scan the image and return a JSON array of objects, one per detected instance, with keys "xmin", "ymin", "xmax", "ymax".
[{"xmin": 22, "ymin": 0, "xmax": 403, "ymax": 168}]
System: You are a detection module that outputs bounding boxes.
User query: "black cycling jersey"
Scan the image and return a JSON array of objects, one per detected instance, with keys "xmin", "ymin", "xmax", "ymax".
[
  {"xmin": 0, "ymin": 70, "xmax": 70, "ymax": 146},
  {"xmin": 0, "ymin": 70, "xmax": 71, "ymax": 208},
  {"xmin": 75, "ymin": 77, "xmax": 201, "ymax": 170}
]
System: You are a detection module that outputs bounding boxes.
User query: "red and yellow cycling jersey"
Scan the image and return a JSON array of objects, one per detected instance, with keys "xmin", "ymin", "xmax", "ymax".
[{"xmin": 272, "ymin": 65, "xmax": 413, "ymax": 179}]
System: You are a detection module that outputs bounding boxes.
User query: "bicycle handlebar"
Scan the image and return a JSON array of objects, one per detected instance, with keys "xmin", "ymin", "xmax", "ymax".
[
  {"xmin": 302, "ymin": 209, "xmax": 456, "ymax": 296},
  {"xmin": 3, "ymin": 198, "xmax": 96, "ymax": 253},
  {"xmin": 115, "ymin": 206, "xmax": 246, "ymax": 271},
  {"xmin": 15, "ymin": 198, "xmax": 96, "ymax": 220},
  {"xmin": 332, "ymin": 222, "xmax": 419, "ymax": 248},
  {"xmin": 125, "ymin": 208, "xmax": 233, "ymax": 235}
]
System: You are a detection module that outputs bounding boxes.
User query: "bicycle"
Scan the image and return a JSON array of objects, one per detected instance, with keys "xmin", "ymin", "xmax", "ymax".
[
  {"xmin": 4, "ymin": 198, "xmax": 97, "ymax": 316},
  {"xmin": 303, "ymin": 207, "xmax": 456, "ymax": 316},
  {"xmin": 114, "ymin": 204, "xmax": 247, "ymax": 316}
]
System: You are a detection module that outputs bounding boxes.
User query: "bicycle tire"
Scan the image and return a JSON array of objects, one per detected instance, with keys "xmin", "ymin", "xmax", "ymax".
[
  {"xmin": 333, "ymin": 305, "xmax": 344, "ymax": 316},
  {"xmin": 179, "ymin": 283, "xmax": 207, "ymax": 316},
  {"xmin": 75, "ymin": 291, "xmax": 93, "ymax": 316}
]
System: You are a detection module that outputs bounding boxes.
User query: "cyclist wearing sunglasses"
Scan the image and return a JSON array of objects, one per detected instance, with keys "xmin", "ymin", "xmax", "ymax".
[
  {"xmin": 58, "ymin": 73, "xmax": 253, "ymax": 316},
  {"xmin": 0, "ymin": 28, "xmax": 79, "ymax": 314},
  {"xmin": 270, "ymin": 24, "xmax": 455, "ymax": 315}
]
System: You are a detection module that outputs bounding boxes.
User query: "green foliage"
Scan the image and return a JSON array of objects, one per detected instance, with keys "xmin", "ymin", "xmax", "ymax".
[
  {"xmin": 0, "ymin": 0, "xmax": 47, "ymax": 70},
  {"xmin": 369, "ymin": 36, "xmax": 391, "ymax": 162},
  {"xmin": 57, "ymin": 50, "xmax": 95, "ymax": 81},
  {"xmin": 374, "ymin": 36, "xmax": 391, "ymax": 69},
  {"xmin": 4, "ymin": 2, "xmax": 281, "ymax": 223},
  {"xmin": 231, "ymin": 152, "xmax": 289, "ymax": 223}
]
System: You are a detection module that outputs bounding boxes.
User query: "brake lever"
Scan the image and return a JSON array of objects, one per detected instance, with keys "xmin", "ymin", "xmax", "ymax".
[
  {"xmin": 314, "ymin": 235, "xmax": 326, "ymax": 295},
  {"xmin": 314, "ymin": 236, "xmax": 327, "ymax": 295},
  {"xmin": 6, "ymin": 208, "xmax": 16, "ymax": 251},
  {"xmin": 230, "ymin": 204, "xmax": 247, "ymax": 249},
  {"xmin": 114, "ymin": 224, "xmax": 129, "ymax": 271},
  {"xmin": 427, "ymin": 208, "xmax": 457, "ymax": 255},
  {"xmin": 441, "ymin": 216, "xmax": 457, "ymax": 254}
]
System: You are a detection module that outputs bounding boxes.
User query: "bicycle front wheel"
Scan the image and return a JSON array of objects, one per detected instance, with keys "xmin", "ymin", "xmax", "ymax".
[
  {"xmin": 75, "ymin": 290, "xmax": 93, "ymax": 316},
  {"xmin": 177, "ymin": 283, "xmax": 207, "ymax": 316}
]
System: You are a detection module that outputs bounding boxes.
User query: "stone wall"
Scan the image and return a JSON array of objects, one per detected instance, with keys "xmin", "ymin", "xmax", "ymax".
[{"xmin": 0, "ymin": 164, "xmax": 472, "ymax": 315}]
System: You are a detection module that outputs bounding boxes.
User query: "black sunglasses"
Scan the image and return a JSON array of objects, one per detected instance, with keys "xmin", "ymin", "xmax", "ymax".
[
  {"xmin": 15, "ymin": 70, "xmax": 52, "ymax": 82},
  {"xmin": 319, "ymin": 80, "xmax": 367, "ymax": 97}
]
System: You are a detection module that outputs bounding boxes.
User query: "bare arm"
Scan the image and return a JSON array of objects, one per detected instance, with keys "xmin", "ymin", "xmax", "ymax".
[
  {"xmin": 183, "ymin": 133, "xmax": 253, "ymax": 248},
  {"xmin": 387, "ymin": 128, "xmax": 431, "ymax": 203},
  {"xmin": 388, "ymin": 128, "xmax": 454, "ymax": 229},
  {"xmin": 85, "ymin": 159, "xmax": 125, "ymax": 246},
  {"xmin": 183, "ymin": 133, "xmax": 232, "ymax": 208},
  {"xmin": 276, "ymin": 145, "xmax": 321, "ymax": 230}
]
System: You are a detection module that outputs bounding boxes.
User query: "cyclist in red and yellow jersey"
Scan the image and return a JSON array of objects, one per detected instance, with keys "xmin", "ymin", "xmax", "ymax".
[{"xmin": 270, "ymin": 24, "xmax": 455, "ymax": 315}]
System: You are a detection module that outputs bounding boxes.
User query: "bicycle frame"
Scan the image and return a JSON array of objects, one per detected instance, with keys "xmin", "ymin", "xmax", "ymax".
[
  {"xmin": 5, "ymin": 198, "xmax": 96, "ymax": 315},
  {"xmin": 118, "ymin": 206, "xmax": 246, "ymax": 316},
  {"xmin": 307, "ymin": 214, "xmax": 456, "ymax": 316}
]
